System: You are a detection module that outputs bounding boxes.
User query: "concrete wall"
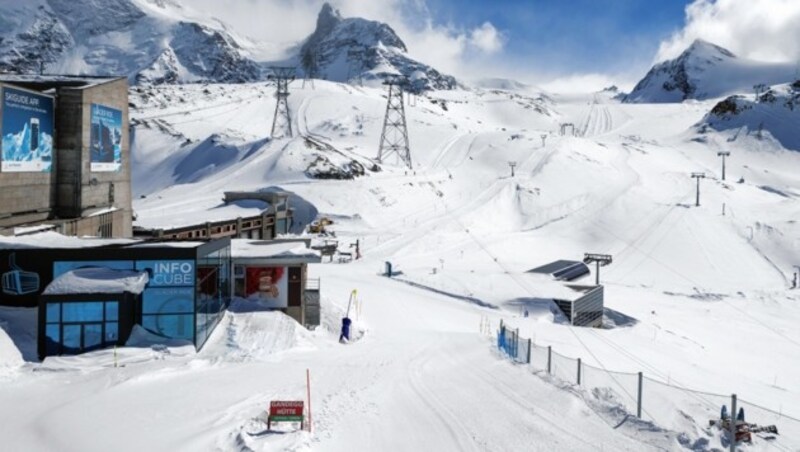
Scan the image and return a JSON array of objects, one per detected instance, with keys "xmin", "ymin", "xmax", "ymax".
[
  {"xmin": 0, "ymin": 84, "xmax": 57, "ymax": 228},
  {"xmin": 0, "ymin": 78, "xmax": 132, "ymax": 237}
]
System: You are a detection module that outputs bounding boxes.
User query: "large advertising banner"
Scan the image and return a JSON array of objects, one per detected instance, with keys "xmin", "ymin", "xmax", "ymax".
[
  {"xmin": 244, "ymin": 266, "xmax": 288, "ymax": 308},
  {"xmin": 90, "ymin": 103, "xmax": 122, "ymax": 172},
  {"xmin": 1, "ymin": 86, "xmax": 54, "ymax": 173}
]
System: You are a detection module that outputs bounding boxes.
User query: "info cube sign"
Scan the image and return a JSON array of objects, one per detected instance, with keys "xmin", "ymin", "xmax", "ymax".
[{"xmin": 135, "ymin": 260, "xmax": 195, "ymax": 287}]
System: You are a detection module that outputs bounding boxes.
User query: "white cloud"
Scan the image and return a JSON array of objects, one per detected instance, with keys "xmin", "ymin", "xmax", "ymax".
[
  {"xmin": 540, "ymin": 73, "xmax": 638, "ymax": 94},
  {"xmin": 656, "ymin": 0, "xmax": 800, "ymax": 63},
  {"xmin": 469, "ymin": 22, "xmax": 504, "ymax": 54}
]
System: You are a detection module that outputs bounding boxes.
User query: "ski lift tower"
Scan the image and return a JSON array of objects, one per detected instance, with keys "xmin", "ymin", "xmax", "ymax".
[
  {"xmin": 691, "ymin": 172, "xmax": 706, "ymax": 207},
  {"xmin": 377, "ymin": 75, "xmax": 412, "ymax": 169},
  {"xmin": 583, "ymin": 253, "xmax": 613, "ymax": 285},
  {"xmin": 268, "ymin": 67, "xmax": 296, "ymax": 139}
]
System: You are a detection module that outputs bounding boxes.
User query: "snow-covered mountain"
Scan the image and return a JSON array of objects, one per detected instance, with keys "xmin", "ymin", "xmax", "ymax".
[
  {"xmin": 625, "ymin": 39, "xmax": 796, "ymax": 103},
  {"xmin": 297, "ymin": 3, "xmax": 457, "ymax": 92},
  {"xmin": 697, "ymin": 80, "xmax": 800, "ymax": 151},
  {"xmin": 0, "ymin": 0, "xmax": 456, "ymax": 91},
  {"xmin": 0, "ymin": 0, "xmax": 262, "ymax": 84}
]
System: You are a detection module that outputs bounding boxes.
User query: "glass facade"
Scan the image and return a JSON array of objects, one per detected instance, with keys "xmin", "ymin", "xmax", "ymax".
[
  {"xmin": 195, "ymin": 246, "xmax": 229, "ymax": 349},
  {"xmin": 44, "ymin": 301, "xmax": 120, "ymax": 355},
  {"xmin": 45, "ymin": 240, "xmax": 232, "ymax": 357}
]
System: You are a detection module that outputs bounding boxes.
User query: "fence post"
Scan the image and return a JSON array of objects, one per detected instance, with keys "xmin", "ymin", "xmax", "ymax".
[
  {"xmin": 577, "ymin": 358, "xmax": 581, "ymax": 385},
  {"xmin": 730, "ymin": 394, "xmax": 737, "ymax": 452},
  {"xmin": 637, "ymin": 372, "xmax": 643, "ymax": 419},
  {"xmin": 526, "ymin": 338, "xmax": 532, "ymax": 364},
  {"xmin": 547, "ymin": 346, "xmax": 552, "ymax": 374},
  {"xmin": 515, "ymin": 329, "xmax": 520, "ymax": 359}
]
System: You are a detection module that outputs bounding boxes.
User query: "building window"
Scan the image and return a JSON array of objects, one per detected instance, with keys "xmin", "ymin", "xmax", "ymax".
[{"xmin": 44, "ymin": 300, "xmax": 120, "ymax": 356}]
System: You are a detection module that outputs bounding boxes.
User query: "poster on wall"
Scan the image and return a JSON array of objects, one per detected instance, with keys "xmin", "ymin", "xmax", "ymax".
[
  {"xmin": 1, "ymin": 86, "xmax": 54, "ymax": 173},
  {"xmin": 89, "ymin": 103, "xmax": 122, "ymax": 172},
  {"xmin": 244, "ymin": 266, "xmax": 288, "ymax": 307}
]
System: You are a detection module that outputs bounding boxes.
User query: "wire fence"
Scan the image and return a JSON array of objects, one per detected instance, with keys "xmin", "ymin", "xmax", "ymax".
[{"xmin": 496, "ymin": 322, "xmax": 800, "ymax": 450}]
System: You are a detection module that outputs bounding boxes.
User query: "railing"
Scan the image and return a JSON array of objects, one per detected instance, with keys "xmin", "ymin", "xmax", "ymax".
[{"xmin": 496, "ymin": 321, "xmax": 800, "ymax": 449}]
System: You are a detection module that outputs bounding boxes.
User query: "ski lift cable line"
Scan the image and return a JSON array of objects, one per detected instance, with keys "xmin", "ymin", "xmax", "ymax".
[
  {"xmin": 587, "ymin": 214, "xmax": 800, "ymax": 350},
  {"xmin": 135, "ymin": 93, "xmax": 265, "ymax": 121},
  {"xmin": 401, "ymin": 160, "xmax": 659, "ymax": 417},
  {"xmin": 585, "ymin": 328, "xmax": 725, "ymax": 415},
  {"xmin": 422, "ymin": 186, "xmax": 656, "ymax": 420},
  {"xmin": 418, "ymin": 170, "xmax": 797, "ymax": 423}
]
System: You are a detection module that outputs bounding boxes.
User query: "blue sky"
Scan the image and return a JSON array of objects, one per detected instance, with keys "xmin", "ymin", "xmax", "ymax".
[{"xmin": 417, "ymin": 0, "xmax": 693, "ymax": 78}]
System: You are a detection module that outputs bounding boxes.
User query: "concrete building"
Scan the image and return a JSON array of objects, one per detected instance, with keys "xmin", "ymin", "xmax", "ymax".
[
  {"xmin": 0, "ymin": 75, "xmax": 132, "ymax": 238},
  {"xmin": 523, "ymin": 269, "xmax": 604, "ymax": 328}
]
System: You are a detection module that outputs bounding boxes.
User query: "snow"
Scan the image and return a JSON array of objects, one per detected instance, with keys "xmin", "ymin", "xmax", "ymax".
[
  {"xmin": 231, "ymin": 239, "xmax": 321, "ymax": 262},
  {"xmin": 43, "ymin": 267, "xmax": 149, "ymax": 295},
  {"xmin": 626, "ymin": 39, "xmax": 797, "ymax": 103},
  {"xmin": 2, "ymin": 31, "xmax": 800, "ymax": 452},
  {"xmin": 0, "ymin": 231, "xmax": 137, "ymax": 249}
]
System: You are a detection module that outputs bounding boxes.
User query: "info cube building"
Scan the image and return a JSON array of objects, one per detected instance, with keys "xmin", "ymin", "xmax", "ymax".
[{"xmin": 0, "ymin": 75, "xmax": 132, "ymax": 237}]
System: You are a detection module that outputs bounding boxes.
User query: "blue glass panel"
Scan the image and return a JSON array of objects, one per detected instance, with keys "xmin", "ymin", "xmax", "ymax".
[
  {"xmin": 105, "ymin": 322, "xmax": 118, "ymax": 342},
  {"xmin": 83, "ymin": 324, "xmax": 102, "ymax": 350},
  {"xmin": 45, "ymin": 324, "xmax": 60, "ymax": 343},
  {"xmin": 63, "ymin": 325, "xmax": 81, "ymax": 351},
  {"xmin": 142, "ymin": 314, "xmax": 193, "ymax": 341},
  {"xmin": 46, "ymin": 303, "xmax": 60, "ymax": 323},
  {"xmin": 105, "ymin": 302, "xmax": 118, "ymax": 321},
  {"xmin": 276, "ymin": 219, "xmax": 287, "ymax": 234},
  {"xmin": 45, "ymin": 324, "xmax": 60, "ymax": 355},
  {"xmin": 62, "ymin": 302, "xmax": 104, "ymax": 322},
  {"xmin": 142, "ymin": 288, "xmax": 194, "ymax": 314}
]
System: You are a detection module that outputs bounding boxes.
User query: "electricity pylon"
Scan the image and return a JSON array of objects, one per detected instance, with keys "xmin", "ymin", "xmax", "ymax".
[
  {"xmin": 377, "ymin": 75, "xmax": 412, "ymax": 168},
  {"xmin": 268, "ymin": 67, "xmax": 296, "ymax": 139}
]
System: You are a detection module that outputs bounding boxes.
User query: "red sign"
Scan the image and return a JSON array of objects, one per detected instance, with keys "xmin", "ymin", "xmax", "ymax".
[{"xmin": 270, "ymin": 401, "xmax": 304, "ymax": 418}]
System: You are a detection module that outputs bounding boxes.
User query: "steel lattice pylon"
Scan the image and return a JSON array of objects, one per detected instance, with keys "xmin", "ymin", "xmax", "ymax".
[
  {"xmin": 268, "ymin": 67, "xmax": 296, "ymax": 139},
  {"xmin": 377, "ymin": 75, "xmax": 412, "ymax": 168}
]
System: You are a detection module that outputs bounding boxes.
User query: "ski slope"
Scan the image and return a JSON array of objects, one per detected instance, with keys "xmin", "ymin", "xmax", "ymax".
[{"xmin": 1, "ymin": 78, "xmax": 800, "ymax": 451}]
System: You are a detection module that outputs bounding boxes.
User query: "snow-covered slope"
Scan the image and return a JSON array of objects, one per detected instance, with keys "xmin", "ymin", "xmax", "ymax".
[
  {"xmin": 625, "ymin": 39, "xmax": 796, "ymax": 103},
  {"xmin": 297, "ymin": 3, "xmax": 457, "ymax": 92}
]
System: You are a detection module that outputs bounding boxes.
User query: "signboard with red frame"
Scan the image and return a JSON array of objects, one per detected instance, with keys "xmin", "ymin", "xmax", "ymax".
[{"xmin": 268, "ymin": 401, "xmax": 304, "ymax": 430}]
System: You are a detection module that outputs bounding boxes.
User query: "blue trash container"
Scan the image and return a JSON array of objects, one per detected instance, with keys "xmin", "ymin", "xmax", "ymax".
[{"xmin": 340, "ymin": 317, "xmax": 352, "ymax": 342}]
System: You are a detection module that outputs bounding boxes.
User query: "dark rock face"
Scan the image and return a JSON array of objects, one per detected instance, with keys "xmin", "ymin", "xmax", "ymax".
[
  {"xmin": 299, "ymin": 2, "xmax": 457, "ymax": 92},
  {"xmin": 0, "ymin": 11, "xmax": 73, "ymax": 74}
]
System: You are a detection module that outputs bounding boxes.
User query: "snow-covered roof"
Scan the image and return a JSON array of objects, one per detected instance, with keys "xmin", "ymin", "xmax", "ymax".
[
  {"xmin": 134, "ymin": 201, "xmax": 267, "ymax": 230},
  {"xmin": 125, "ymin": 241, "xmax": 206, "ymax": 249},
  {"xmin": 43, "ymin": 267, "xmax": 150, "ymax": 295},
  {"xmin": 0, "ymin": 232, "xmax": 138, "ymax": 250},
  {"xmin": 520, "ymin": 273, "xmax": 586, "ymax": 302},
  {"xmin": 0, "ymin": 74, "xmax": 124, "ymax": 89},
  {"xmin": 232, "ymin": 239, "xmax": 321, "ymax": 263}
]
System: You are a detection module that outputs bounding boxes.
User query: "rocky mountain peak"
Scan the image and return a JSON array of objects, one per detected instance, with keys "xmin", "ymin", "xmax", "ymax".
[
  {"xmin": 317, "ymin": 2, "xmax": 343, "ymax": 34},
  {"xmin": 298, "ymin": 3, "xmax": 454, "ymax": 92}
]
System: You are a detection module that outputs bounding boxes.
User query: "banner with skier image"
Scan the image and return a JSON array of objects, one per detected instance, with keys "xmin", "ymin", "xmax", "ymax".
[
  {"xmin": 89, "ymin": 103, "xmax": 122, "ymax": 172},
  {"xmin": 244, "ymin": 266, "xmax": 288, "ymax": 308},
  {"xmin": 0, "ymin": 86, "xmax": 54, "ymax": 173}
]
